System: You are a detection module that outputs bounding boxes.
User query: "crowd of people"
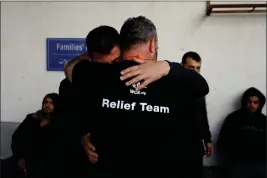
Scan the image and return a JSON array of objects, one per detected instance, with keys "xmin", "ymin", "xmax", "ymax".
[{"xmin": 1, "ymin": 16, "xmax": 266, "ymax": 178}]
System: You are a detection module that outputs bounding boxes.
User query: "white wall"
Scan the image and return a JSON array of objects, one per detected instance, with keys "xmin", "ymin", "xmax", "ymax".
[{"xmin": 1, "ymin": 2, "xmax": 266, "ymax": 165}]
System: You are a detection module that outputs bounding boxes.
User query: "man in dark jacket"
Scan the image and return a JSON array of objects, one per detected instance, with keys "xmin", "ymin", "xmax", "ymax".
[
  {"xmin": 11, "ymin": 93, "xmax": 60, "ymax": 178},
  {"xmin": 181, "ymin": 51, "xmax": 213, "ymax": 177},
  {"xmin": 58, "ymin": 57, "xmax": 86, "ymax": 178},
  {"xmin": 59, "ymin": 25, "xmax": 121, "ymax": 115},
  {"xmin": 181, "ymin": 51, "xmax": 213, "ymax": 157},
  {"xmin": 58, "ymin": 25, "xmax": 121, "ymax": 178},
  {"xmin": 217, "ymin": 87, "xmax": 266, "ymax": 178}
]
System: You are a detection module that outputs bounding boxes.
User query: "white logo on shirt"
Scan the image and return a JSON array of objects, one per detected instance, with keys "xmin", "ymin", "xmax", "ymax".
[{"xmin": 130, "ymin": 82, "xmax": 147, "ymax": 95}]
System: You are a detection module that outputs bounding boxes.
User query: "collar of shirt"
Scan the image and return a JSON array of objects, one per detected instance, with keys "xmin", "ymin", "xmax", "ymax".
[{"xmin": 124, "ymin": 55, "xmax": 148, "ymax": 61}]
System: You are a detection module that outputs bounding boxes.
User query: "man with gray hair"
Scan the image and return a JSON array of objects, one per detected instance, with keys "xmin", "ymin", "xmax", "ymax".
[{"xmin": 71, "ymin": 16, "xmax": 209, "ymax": 178}]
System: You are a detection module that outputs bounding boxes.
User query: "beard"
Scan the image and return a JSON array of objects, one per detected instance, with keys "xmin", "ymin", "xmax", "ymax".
[
  {"xmin": 43, "ymin": 107, "xmax": 54, "ymax": 120},
  {"xmin": 43, "ymin": 107, "xmax": 53, "ymax": 113}
]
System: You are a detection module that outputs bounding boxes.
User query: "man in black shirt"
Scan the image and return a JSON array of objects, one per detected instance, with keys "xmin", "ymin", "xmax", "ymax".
[
  {"xmin": 71, "ymin": 16, "xmax": 209, "ymax": 177},
  {"xmin": 58, "ymin": 26, "xmax": 120, "ymax": 178},
  {"xmin": 181, "ymin": 51, "xmax": 213, "ymax": 177},
  {"xmin": 57, "ymin": 53, "xmax": 90, "ymax": 178},
  {"xmin": 181, "ymin": 51, "xmax": 213, "ymax": 155},
  {"xmin": 59, "ymin": 25, "xmax": 120, "ymax": 117}
]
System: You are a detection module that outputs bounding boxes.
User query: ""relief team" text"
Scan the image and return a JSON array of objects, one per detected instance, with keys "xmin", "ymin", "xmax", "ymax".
[{"xmin": 102, "ymin": 98, "xmax": 169, "ymax": 113}]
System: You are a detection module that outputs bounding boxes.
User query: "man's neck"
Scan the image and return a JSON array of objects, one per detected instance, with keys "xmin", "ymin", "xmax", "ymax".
[{"xmin": 122, "ymin": 48, "xmax": 152, "ymax": 60}]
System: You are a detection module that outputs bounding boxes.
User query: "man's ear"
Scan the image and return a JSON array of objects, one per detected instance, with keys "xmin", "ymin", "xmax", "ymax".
[
  {"xmin": 109, "ymin": 45, "xmax": 121, "ymax": 62},
  {"xmin": 149, "ymin": 38, "xmax": 156, "ymax": 53}
]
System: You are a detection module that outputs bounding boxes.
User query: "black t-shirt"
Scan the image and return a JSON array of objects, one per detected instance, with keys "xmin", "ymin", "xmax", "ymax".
[{"xmin": 72, "ymin": 60, "xmax": 209, "ymax": 175}]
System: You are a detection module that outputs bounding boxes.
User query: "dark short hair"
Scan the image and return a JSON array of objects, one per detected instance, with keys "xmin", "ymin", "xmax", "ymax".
[
  {"xmin": 86, "ymin": 25, "xmax": 120, "ymax": 55},
  {"xmin": 181, "ymin": 51, "xmax": 201, "ymax": 65},
  {"xmin": 120, "ymin": 16, "xmax": 157, "ymax": 50}
]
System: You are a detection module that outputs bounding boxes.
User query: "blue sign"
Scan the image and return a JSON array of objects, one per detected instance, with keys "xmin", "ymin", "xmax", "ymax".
[{"xmin": 46, "ymin": 38, "xmax": 87, "ymax": 71}]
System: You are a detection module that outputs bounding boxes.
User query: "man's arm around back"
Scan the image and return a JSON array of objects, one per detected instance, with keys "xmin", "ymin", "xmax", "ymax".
[{"xmin": 121, "ymin": 59, "xmax": 209, "ymax": 98}]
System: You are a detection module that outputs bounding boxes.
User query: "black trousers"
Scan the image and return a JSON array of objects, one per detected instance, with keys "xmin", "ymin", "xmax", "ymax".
[
  {"xmin": 82, "ymin": 157, "xmax": 203, "ymax": 178},
  {"xmin": 229, "ymin": 160, "xmax": 266, "ymax": 178},
  {"xmin": 1, "ymin": 157, "xmax": 27, "ymax": 178}
]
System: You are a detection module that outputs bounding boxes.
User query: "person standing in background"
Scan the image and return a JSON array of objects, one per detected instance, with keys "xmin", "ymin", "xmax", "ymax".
[
  {"xmin": 181, "ymin": 51, "xmax": 213, "ymax": 177},
  {"xmin": 181, "ymin": 51, "xmax": 213, "ymax": 155}
]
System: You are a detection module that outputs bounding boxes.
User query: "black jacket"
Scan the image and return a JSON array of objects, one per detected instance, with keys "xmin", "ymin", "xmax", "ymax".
[
  {"xmin": 59, "ymin": 78, "xmax": 75, "ymax": 115},
  {"xmin": 58, "ymin": 78, "xmax": 87, "ymax": 177},
  {"xmin": 196, "ymin": 97, "xmax": 212, "ymax": 143},
  {"xmin": 11, "ymin": 113, "xmax": 56, "ymax": 162},
  {"xmin": 72, "ymin": 60, "xmax": 209, "ymax": 175},
  {"xmin": 217, "ymin": 87, "xmax": 266, "ymax": 163}
]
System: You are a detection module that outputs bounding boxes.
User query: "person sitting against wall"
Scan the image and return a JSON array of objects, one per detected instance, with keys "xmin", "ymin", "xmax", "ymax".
[
  {"xmin": 217, "ymin": 87, "xmax": 266, "ymax": 178},
  {"xmin": 11, "ymin": 93, "xmax": 60, "ymax": 178}
]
